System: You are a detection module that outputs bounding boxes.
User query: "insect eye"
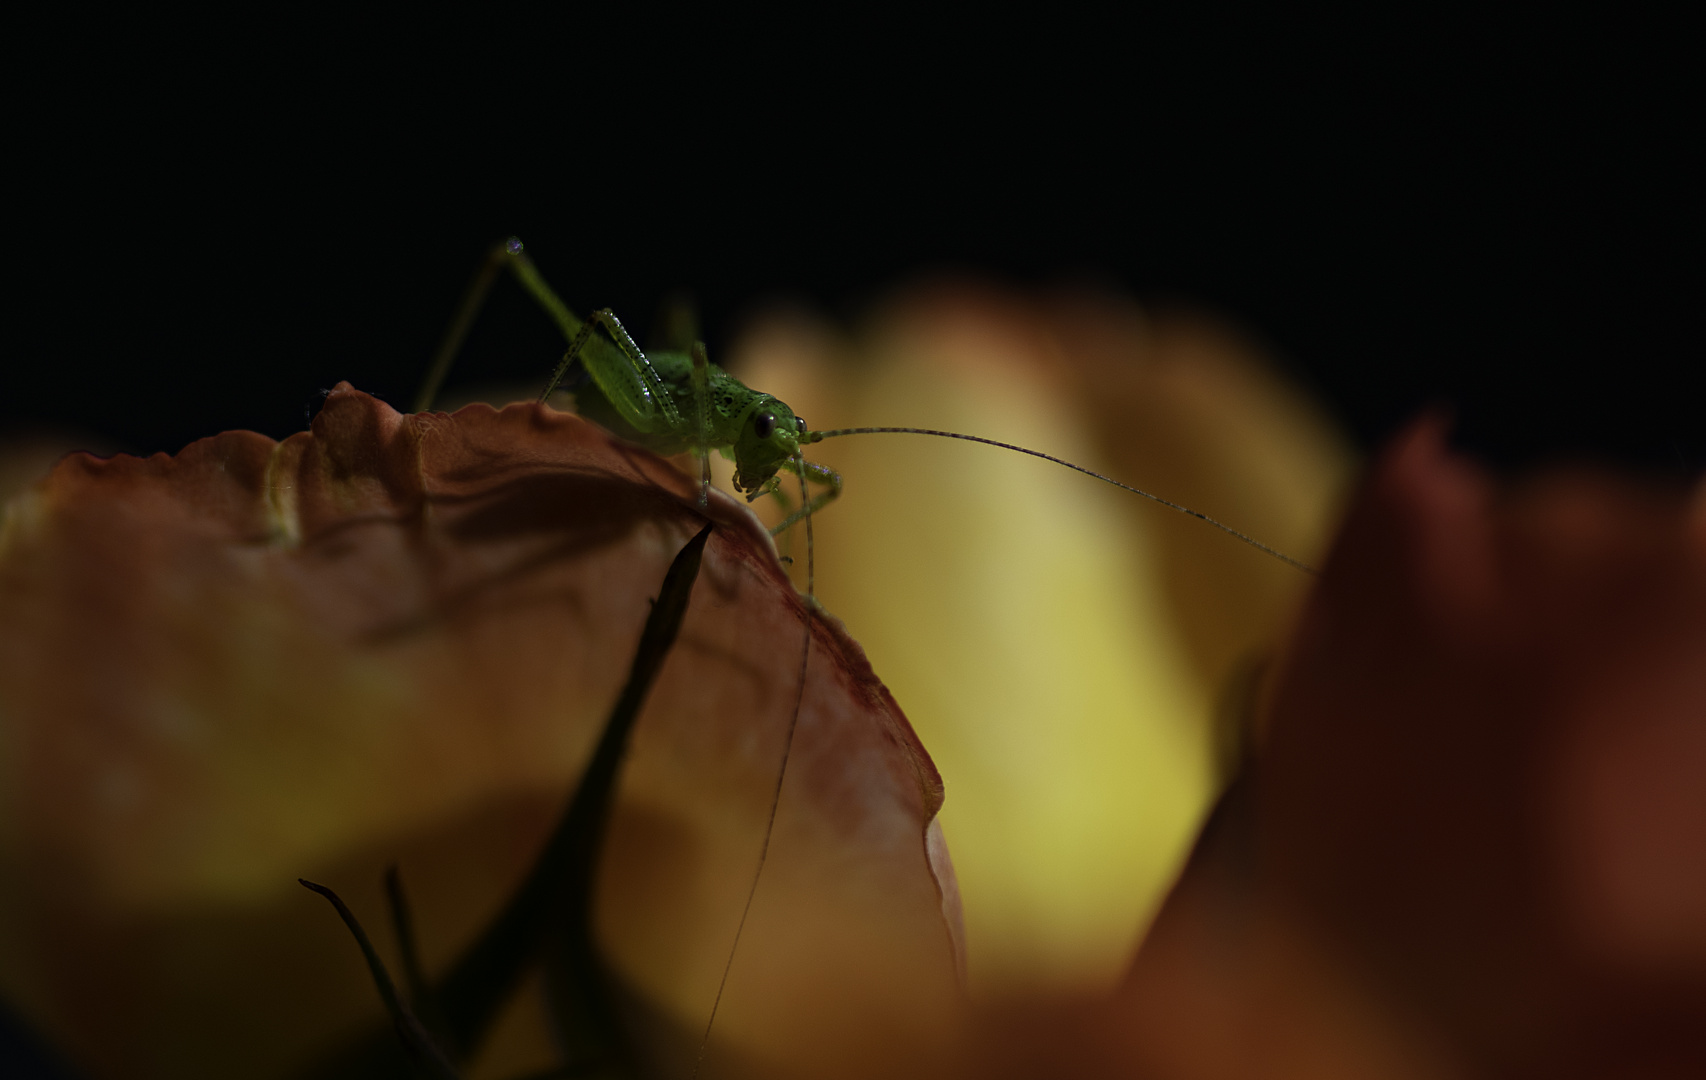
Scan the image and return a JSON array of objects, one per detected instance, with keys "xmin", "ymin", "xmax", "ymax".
[
  {"xmin": 753, "ymin": 411, "xmax": 777, "ymax": 439},
  {"xmin": 794, "ymin": 416, "xmax": 807, "ymax": 433}
]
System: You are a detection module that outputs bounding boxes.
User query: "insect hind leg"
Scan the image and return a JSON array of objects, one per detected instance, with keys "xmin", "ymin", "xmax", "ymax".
[
  {"xmin": 414, "ymin": 236, "xmax": 600, "ymax": 413},
  {"xmin": 412, "ymin": 238, "xmax": 519, "ymax": 412}
]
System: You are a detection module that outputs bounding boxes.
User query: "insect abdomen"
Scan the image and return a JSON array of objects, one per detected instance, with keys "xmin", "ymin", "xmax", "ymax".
[{"xmin": 574, "ymin": 351, "xmax": 759, "ymax": 456}]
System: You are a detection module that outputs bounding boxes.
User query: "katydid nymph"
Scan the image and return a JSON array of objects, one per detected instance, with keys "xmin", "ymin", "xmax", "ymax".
[
  {"xmin": 412, "ymin": 238, "xmax": 1318, "ymax": 588},
  {"xmin": 412, "ymin": 237, "xmax": 1317, "ymax": 1073}
]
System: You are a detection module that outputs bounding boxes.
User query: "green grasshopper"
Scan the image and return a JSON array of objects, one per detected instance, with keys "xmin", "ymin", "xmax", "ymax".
[
  {"xmin": 413, "ymin": 238, "xmax": 1316, "ymax": 582},
  {"xmin": 407, "ymin": 238, "xmax": 1313, "ymax": 1076}
]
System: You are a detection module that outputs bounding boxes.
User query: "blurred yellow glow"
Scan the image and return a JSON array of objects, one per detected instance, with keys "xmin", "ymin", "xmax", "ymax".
[{"xmin": 726, "ymin": 286, "xmax": 1354, "ymax": 997}]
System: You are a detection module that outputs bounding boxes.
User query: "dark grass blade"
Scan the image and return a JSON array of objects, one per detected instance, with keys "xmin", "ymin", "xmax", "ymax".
[
  {"xmin": 299, "ymin": 524, "xmax": 714, "ymax": 1079},
  {"xmin": 386, "ymin": 866, "xmax": 452, "ymax": 1045},
  {"xmin": 0, "ymin": 993, "xmax": 86, "ymax": 1080},
  {"xmin": 299, "ymin": 879, "xmax": 464, "ymax": 1080},
  {"xmin": 431, "ymin": 523, "xmax": 713, "ymax": 1066}
]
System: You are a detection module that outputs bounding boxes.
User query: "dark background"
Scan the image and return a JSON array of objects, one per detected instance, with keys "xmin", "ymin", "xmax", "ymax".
[{"xmin": 3, "ymin": 10, "xmax": 1700, "ymax": 476}]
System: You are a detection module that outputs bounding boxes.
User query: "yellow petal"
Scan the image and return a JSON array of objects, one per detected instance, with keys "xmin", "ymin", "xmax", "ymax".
[{"xmin": 730, "ymin": 284, "xmax": 1353, "ymax": 998}]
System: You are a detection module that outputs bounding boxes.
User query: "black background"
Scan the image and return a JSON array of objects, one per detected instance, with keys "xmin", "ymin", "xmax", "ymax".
[{"xmin": 3, "ymin": 10, "xmax": 1701, "ymax": 476}]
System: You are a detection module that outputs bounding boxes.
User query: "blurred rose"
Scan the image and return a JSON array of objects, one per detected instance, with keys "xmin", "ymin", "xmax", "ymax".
[
  {"xmin": 726, "ymin": 282, "xmax": 1354, "ymax": 997},
  {"xmin": 965, "ymin": 420, "xmax": 1706, "ymax": 1077},
  {"xmin": 0, "ymin": 386, "xmax": 962, "ymax": 1079}
]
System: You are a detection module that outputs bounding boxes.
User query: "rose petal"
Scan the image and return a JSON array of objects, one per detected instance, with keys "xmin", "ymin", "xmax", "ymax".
[
  {"xmin": 0, "ymin": 385, "xmax": 962, "ymax": 1078},
  {"xmin": 1108, "ymin": 420, "xmax": 1706, "ymax": 1077}
]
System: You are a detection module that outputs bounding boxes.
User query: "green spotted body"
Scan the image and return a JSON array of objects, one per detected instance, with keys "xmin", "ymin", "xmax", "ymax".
[
  {"xmin": 570, "ymin": 347, "xmax": 808, "ymax": 496},
  {"xmin": 412, "ymin": 237, "xmax": 1313, "ymax": 572},
  {"xmin": 439, "ymin": 240, "xmax": 814, "ymax": 504}
]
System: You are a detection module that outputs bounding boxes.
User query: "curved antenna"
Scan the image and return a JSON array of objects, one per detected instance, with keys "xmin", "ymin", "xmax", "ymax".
[
  {"xmin": 808, "ymin": 426, "xmax": 1317, "ymax": 575},
  {"xmin": 693, "ymin": 456, "xmax": 816, "ymax": 1078}
]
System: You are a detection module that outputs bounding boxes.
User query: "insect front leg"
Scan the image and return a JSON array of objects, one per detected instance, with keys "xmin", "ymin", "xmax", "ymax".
[
  {"xmin": 769, "ymin": 457, "xmax": 842, "ymax": 538},
  {"xmin": 751, "ymin": 476, "xmax": 796, "ymax": 523}
]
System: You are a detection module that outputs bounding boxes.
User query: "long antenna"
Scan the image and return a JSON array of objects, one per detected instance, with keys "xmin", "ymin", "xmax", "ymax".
[
  {"xmin": 808, "ymin": 426, "xmax": 1317, "ymax": 575},
  {"xmin": 693, "ymin": 458, "xmax": 816, "ymax": 1077}
]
